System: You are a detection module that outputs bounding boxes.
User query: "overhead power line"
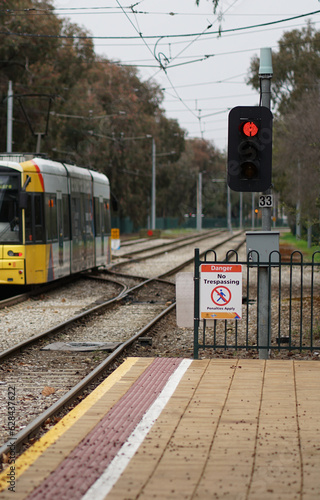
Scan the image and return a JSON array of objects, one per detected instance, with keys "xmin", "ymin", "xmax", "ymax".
[
  {"xmin": 1, "ymin": 10, "xmax": 319, "ymax": 41},
  {"xmin": 1, "ymin": 6, "xmax": 316, "ymax": 18}
]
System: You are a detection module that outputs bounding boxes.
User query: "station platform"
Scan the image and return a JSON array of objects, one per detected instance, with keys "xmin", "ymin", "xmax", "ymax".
[{"xmin": 0, "ymin": 357, "xmax": 320, "ymax": 499}]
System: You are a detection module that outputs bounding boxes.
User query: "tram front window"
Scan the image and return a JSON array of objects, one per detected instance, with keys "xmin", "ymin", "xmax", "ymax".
[{"xmin": 0, "ymin": 175, "xmax": 21, "ymax": 242}]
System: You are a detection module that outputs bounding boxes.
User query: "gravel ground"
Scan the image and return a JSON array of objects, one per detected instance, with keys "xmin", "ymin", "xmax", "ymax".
[
  {"xmin": 127, "ymin": 307, "xmax": 320, "ymax": 361},
  {"xmin": 0, "ymin": 278, "xmax": 121, "ymax": 352}
]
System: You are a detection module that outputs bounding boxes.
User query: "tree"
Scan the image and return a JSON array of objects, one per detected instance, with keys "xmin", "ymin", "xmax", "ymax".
[
  {"xmin": 273, "ymin": 91, "xmax": 320, "ymax": 238},
  {"xmin": 0, "ymin": 0, "xmax": 96, "ymax": 152},
  {"xmin": 0, "ymin": 1, "xmax": 62, "ymax": 81},
  {"xmin": 195, "ymin": 0, "xmax": 220, "ymax": 13},
  {"xmin": 156, "ymin": 139, "xmax": 225, "ymax": 222},
  {"xmin": 247, "ymin": 24, "xmax": 320, "ymax": 241},
  {"xmin": 247, "ymin": 22, "xmax": 320, "ymax": 114}
]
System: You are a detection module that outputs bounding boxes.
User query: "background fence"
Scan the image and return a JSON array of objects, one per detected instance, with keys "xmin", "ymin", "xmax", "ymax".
[
  {"xmin": 111, "ymin": 216, "xmax": 288, "ymax": 234},
  {"xmin": 193, "ymin": 249, "xmax": 320, "ymax": 358}
]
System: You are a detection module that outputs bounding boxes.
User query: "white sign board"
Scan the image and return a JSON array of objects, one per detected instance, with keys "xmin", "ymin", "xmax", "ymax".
[
  {"xmin": 200, "ymin": 263, "xmax": 242, "ymax": 320},
  {"xmin": 259, "ymin": 194, "xmax": 273, "ymax": 208},
  {"xmin": 176, "ymin": 272, "xmax": 194, "ymax": 327}
]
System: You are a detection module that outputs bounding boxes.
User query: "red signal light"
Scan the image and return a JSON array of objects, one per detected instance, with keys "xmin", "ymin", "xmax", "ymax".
[{"xmin": 242, "ymin": 121, "xmax": 258, "ymax": 137}]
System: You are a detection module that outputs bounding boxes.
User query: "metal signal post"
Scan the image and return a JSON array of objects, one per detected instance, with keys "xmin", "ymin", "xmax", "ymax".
[{"xmin": 258, "ymin": 48, "xmax": 273, "ymax": 360}]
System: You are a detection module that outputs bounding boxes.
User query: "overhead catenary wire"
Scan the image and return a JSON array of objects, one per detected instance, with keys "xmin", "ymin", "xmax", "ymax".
[
  {"xmin": 115, "ymin": 0, "xmax": 155, "ymax": 62},
  {"xmin": 130, "ymin": 4, "xmax": 242, "ymax": 133},
  {"xmin": 91, "ymin": 18, "xmax": 320, "ymax": 52},
  {"xmin": 1, "ymin": 10, "xmax": 319, "ymax": 40},
  {"xmin": 113, "ymin": 0, "xmax": 208, "ymax": 135},
  {"xmin": 168, "ymin": 0, "xmax": 240, "ymax": 66},
  {"xmin": 2, "ymin": 5, "xmax": 317, "ymax": 18}
]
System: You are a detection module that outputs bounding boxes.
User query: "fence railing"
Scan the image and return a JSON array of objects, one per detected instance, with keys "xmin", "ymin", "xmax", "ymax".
[
  {"xmin": 111, "ymin": 216, "xmax": 288, "ymax": 234},
  {"xmin": 193, "ymin": 248, "xmax": 320, "ymax": 359}
]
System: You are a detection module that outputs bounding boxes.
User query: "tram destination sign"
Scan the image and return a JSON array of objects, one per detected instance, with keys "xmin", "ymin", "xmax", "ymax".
[{"xmin": 200, "ymin": 263, "xmax": 242, "ymax": 320}]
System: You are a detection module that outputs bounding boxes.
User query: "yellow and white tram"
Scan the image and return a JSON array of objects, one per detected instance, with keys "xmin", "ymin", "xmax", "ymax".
[{"xmin": 0, "ymin": 155, "xmax": 111, "ymax": 285}]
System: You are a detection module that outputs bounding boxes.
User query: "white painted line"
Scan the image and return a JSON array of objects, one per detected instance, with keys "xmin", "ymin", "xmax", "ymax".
[{"xmin": 81, "ymin": 358, "xmax": 192, "ymax": 500}]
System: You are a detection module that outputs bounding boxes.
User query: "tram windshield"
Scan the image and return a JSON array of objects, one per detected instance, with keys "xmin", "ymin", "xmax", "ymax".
[{"xmin": 0, "ymin": 175, "xmax": 21, "ymax": 242}]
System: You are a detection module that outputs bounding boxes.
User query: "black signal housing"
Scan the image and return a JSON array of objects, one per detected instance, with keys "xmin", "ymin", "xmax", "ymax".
[{"xmin": 227, "ymin": 106, "xmax": 273, "ymax": 192}]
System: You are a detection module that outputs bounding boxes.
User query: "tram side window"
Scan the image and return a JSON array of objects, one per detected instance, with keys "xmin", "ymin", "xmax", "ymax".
[
  {"xmin": 71, "ymin": 195, "xmax": 80, "ymax": 240},
  {"xmin": 80, "ymin": 194, "xmax": 86, "ymax": 239},
  {"xmin": 101, "ymin": 200, "xmax": 105, "ymax": 235},
  {"xmin": 85, "ymin": 194, "xmax": 93, "ymax": 237},
  {"xmin": 25, "ymin": 193, "xmax": 45, "ymax": 243},
  {"xmin": 103, "ymin": 199, "xmax": 111, "ymax": 235},
  {"xmin": 25, "ymin": 194, "xmax": 32, "ymax": 242},
  {"xmin": 45, "ymin": 194, "xmax": 58, "ymax": 242},
  {"xmin": 34, "ymin": 194, "xmax": 44, "ymax": 242},
  {"xmin": 88, "ymin": 196, "xmax": 94, "ymax": 237},
  {"xmin": 94, "ymin": 198, "xmax": 101, "ymax": 236},
  {"xmin": 62, "ymin": 194, "xmax": 70, "ymax": 239}
]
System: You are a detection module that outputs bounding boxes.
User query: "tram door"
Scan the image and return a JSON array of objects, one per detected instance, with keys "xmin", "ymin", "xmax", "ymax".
[
  {"xmin": 57, "ymin": 192, "xmax": 63, "ymax": 267},
  {"xmin": 99, "ymin": 196, "xmax": 105, "ymax": 256}
]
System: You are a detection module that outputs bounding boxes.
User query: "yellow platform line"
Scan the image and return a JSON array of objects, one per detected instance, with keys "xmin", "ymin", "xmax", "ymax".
[{"xmin": 0, "ymin": 357, "xmax": 139, "ymax": 491}]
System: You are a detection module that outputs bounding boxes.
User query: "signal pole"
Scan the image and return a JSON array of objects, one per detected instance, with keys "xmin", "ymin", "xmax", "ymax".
[
  {"xmin": 258, "ymin": 48, "xmax": 273, "ymax": 359},
  {"xmin": 151, "ymin": 137, "xmax": 156, "ymax": 230},
  {"xmin": 7, "ymin": 81, "xmax": 13, "ymax": 153},
  {"xmin": 260, "ymin": 48, "xmax": 273, "ymax": 231},
  {"xmin": 196, "ymin": 171, "xmax": 203, "ymax": 231}
]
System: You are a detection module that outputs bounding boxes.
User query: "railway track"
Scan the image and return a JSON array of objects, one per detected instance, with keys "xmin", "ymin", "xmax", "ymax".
[
  {"xmin": 0, "ymin": 277, "xmax": 126, "ymax": 356},
  {"xmin": 0, "ymin": 230, "xmax": 245, "ymax": 361},
  {"xmin": 0, "ymin": 230, "xmax": 246, "ymax": 461},
  {"xmin": 111, "ymin": 229, "xmax": 245, "ymax": 279},
  {"xmin": 112, "ymin": 229, "xmax": 221, "ymax": 261}
]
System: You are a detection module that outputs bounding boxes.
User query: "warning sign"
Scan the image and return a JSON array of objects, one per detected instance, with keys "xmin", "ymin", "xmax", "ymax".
[
  {"xmin": 111, "ymin": 228, "xmax": 120, "ymax": 251},
  {"xmin": 200, "ymin": 263, "xmax": 242, "ymax": 320},
  {"xmin": 111, "ymin": 228, "xmax": 120, "ymax": 239}
]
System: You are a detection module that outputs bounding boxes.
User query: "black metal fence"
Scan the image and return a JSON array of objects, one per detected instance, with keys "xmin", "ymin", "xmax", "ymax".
[{"xmin": 193, "ymin": 248, "xmax": 320, "ymax": 359}]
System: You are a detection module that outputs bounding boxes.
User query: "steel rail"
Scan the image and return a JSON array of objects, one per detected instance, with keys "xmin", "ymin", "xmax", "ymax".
[
  {"xmin": 0, "ymin": 274, "xmax": 91, "ymax": 310},
  {"xmin": 0, "ymin": 278, "xmax": 129, "ymax": 362},
  {"xmin": 110, "ymin": 229, "xmax": 227, "ymax": 267},
  {"xmin": 0, "ymin": 291, "xmax": 30, "ymax": 309},
  {"xmin": 159, "ymin": 233, "xmax": 245, "ymax": 278},
  {"xmin": 116, "ymin": 229, "xmax": 222, "ymax": 259}
]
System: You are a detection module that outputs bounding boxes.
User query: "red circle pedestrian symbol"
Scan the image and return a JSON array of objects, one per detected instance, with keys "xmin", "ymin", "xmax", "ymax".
[{"xmin": 211, "ymin": 286, "xmax": 231, "ymax": 306}]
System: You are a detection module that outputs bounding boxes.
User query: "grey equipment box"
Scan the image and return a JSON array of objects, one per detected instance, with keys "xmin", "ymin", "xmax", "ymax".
[{"xmin": 246, "ymin": 231, "xmax": 280, "ymax": 264}]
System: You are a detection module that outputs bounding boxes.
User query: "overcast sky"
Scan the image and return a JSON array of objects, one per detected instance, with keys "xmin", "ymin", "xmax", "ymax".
[{"xmin": 53, "ymin": 0, "xmax": 320, "ymax": 152}]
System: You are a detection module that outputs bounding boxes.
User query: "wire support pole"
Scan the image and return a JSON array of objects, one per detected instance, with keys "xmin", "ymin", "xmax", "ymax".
[
  {"xmin": 258, "ymin": 48, "xmax": 273, "ymax": 360},
  {"xmin": 151, "ymin": 137, "xmax": 156, "ymax": 230}
]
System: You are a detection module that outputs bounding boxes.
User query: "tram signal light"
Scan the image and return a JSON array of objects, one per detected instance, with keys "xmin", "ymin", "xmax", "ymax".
[{"xmin": 227, "ymin": 106, "xmax": 273, "ymax": 192}]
